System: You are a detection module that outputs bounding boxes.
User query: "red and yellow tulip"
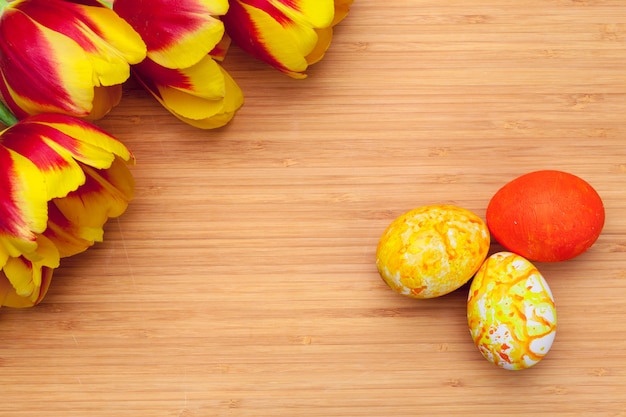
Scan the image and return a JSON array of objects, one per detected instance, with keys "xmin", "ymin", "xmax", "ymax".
[
  {"xmin": 0, "ymin": 112, "xmax": 135, "ymax": 307},
  {"xmin": 222, "ymin": 0, "xmax": 353, "ymax": 79},
  {"xmin": 0, "ymin": 0, "xmax": 146, "ymax": 120},
  {"xmin": 112, "ymin": 0, "xmax": 244, "ymax": 129}
]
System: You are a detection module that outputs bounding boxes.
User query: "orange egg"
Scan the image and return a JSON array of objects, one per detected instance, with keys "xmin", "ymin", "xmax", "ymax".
[
  {"xmin": 486, "ymin": 170, "xmax": 605, "ymax": 262},
  {"xmin": 376, "ymin": 205, "xmax": 490, "ymax": 298}
]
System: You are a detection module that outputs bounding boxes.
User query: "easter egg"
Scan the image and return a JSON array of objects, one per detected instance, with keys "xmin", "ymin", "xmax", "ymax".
[
  {"xmin": 376, "ymin": 204, "xmax": 490, "ymax": 298},
  {"xmin": 486, "ymin": 170, "xmax": 605, "ymax": 262},
  {"xmin": 467, "ymin": 252, "xmax": 557, "ymax": 370}
]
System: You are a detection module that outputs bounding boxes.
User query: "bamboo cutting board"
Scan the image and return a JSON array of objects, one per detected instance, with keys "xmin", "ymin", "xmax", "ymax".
[{"xmin": 2, "ymin": 1, "xmax": 626, "ymax": 416}]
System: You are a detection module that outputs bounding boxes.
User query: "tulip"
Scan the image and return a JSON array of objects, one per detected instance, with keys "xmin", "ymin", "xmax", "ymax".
[
  {"xmin": 112, "ymin": 0, "xmax": 244, "ymax": 129},
  {"xmin": 222, "ymin": 0, "xmax": 353, "ymax": 79},
  {"xmin": 1, "ymin": 111, "xmax": 135, "ymax": 307},
  {"xmin": 0, "ymin": 0, "xmax": 146, "ymax": 120}
]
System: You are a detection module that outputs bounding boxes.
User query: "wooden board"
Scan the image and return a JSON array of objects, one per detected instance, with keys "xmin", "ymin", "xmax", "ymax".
[{"xmin": 2, "ymin": 1, "xmax": 626, "ymax": 415}]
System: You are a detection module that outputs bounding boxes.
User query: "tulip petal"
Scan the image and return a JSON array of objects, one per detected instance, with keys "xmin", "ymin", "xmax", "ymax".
[
  {"xmin": 0, "ymin": 8, "xmax": 94, "ymax": 117},
  {"xmin": 209, "ymin": 33, "xmax": 232, "ymax": 62},
  {"xmin": 44, "ymin": 202, "xmax": 100, "ymax": 258},
  {"xmin": 14, "ymin": 0, "xmax": 146, "ymax": 85},
  {"xmin": 0, "ymin": 145, "xmax": 48, "ymax": 266},
  {"xmin": 53, "ymin": 157, "xmax": 134, "ymax": 238},
  {"xmin": 88, "ymin": 84, "xmax": 123, "ymax": 120},
  {"xmin": 0, "ymin": 234, "xmax": 58, "ymax": 308},
  {"xmin": 0, "ymin": 151, "xmax": 47, "ymax": 268},
  {"xmin": 269, "ymin": 0, "xmax": 334, "ymax": 28},
  {"xmin": 113, "ymin": 0, "xmax": 227, "ymax": 69},
  {"xmin": 22, "ymin": 114, "xmax": 134, "ymax": 170},
  {"xmin": 190, "ymin": 68, "xmax": 244, "ymax": 129},
  {"xmin": 166, "ymin": 67, "xmax": 244, "ymax": 129},
  {"xmin": 134, "ymin": 57, "xmax": 225, "ymax": 101},
  {"xmin": 332, "ymin": 0, "xmax": 353, "ymax": 26},
  {"xmin": 305, "ymin": 27, "xmax": 332, "ymax": 66},
  {"xmin": 133, "ymin": 56, "xmax": 243, "ymax": 129},
  {"xmin": 0, "ymin": 263, "xmax": 54, "ymax": 308},
  {"xmin": 0, "ymin": 121, "xmax": 88, "ymax": 201}
]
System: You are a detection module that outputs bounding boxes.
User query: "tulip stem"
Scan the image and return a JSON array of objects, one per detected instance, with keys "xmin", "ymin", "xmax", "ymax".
[{"xmin": 0, "ymin": 100, "xmax": 18, "ymax": 127}]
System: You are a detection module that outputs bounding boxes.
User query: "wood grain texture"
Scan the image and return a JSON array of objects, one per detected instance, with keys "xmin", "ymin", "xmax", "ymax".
[{"xmin": 2, "ymin": 1, "xmax": 626, "ymax": 416}]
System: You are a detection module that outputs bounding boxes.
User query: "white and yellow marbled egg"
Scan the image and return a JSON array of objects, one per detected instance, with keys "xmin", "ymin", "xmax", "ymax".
[
  {"xmin": 376, "ymin": 205, "xmax": 490, "ymax": 298},
  {"xmin": 467, "ymin": 252, "xmax": 557, "ymax": 370}
]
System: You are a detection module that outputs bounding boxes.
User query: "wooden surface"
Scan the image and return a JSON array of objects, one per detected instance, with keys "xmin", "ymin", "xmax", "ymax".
[{"xmin": 2, "ymin": 1, "xmax": 626, "ymax": 416}]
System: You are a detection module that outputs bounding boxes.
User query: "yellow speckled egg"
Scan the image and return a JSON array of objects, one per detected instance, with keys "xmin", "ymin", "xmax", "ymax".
[
  {"xmin": 467, "ymin": 252, "xmax": 557, "ymax": 370},
  {"xmin": 376, "ymin": 204, "xmax": 490, "ymax": 298}
]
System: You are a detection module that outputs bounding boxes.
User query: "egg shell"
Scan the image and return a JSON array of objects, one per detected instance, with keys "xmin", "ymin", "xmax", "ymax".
[
  {"xmin": 467, "ymin": 252, "xmax": 557, "ymax": 370},
  {"xmin": 376, "ymin": 204, "xmax": 490, "ymax": 299},
  {"xmin": 486, "ymin": 170, "xmax": 605, "ymax": 262}
]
